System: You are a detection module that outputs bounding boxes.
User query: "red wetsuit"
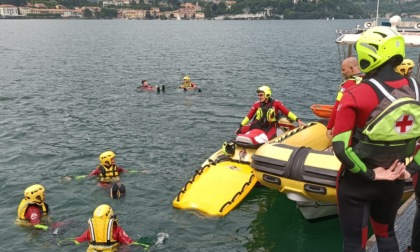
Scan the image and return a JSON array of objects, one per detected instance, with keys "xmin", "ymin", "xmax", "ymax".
[
  {"xmin": 25, "ymin": 205, "xmax": 43, "ymax": 225},
  {"xmin": 75, "ymin": 224, "xmax": 134, "ymax": 245},
  {"xmin": 332, "ymin": 70, "xmax": 420, "ymax": 251},
  {"xmin": 327, "ymin": 75, "xmax": 362, "ymax": 131},
  {"xmin": 138, "ymin": 85, "xmax": 155, "ymax": 92},
  {"xmin": 238, "ymin": 98, "xmax": 298, "ymax": 139}
]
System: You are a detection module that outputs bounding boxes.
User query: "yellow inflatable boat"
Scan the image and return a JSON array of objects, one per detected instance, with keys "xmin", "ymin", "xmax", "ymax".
[{"xmin": 251, "ymin": 122, "xmax": 414, "ymax": 219}]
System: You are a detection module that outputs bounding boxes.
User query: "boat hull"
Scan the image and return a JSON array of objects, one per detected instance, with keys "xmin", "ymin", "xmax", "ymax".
[{"xmin": 251, "ymin": 122, "xmax": 414, "ymax": 219}]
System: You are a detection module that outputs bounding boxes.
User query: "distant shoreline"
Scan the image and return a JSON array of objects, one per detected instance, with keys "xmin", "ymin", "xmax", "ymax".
[{"xmin": 0, "ymin": 16, "xmax": 367, "ymax": 20}]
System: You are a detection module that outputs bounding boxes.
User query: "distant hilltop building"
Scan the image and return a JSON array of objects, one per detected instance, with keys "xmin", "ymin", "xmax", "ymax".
[
  {"xmin": 103, "ymin": 0, "xmax": 139, "ymax": 7},
  {"xmin": 118, "ymin": 3, "xmax": 204, "ymax": 20},
  {"xmin": 179, "ymin": 3, "xmax": 202, "ymax": 19},
  {"xmin": 34, "ymin": 3, "xmax": 47, "ymax": 9}
]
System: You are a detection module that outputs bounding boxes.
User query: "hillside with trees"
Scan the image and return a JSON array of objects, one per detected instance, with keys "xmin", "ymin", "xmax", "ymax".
[{"xmin": 200, "ymin": 0, "xmax": 420, "ymax": 19}]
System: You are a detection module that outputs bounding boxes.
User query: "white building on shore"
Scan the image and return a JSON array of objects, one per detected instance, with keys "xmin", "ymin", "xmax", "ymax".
[{"xmin": 0, "ymin": 4, "xmax": 19, "ymax": 17}]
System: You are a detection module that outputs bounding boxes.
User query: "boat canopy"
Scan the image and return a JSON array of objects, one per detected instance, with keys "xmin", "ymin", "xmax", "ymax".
[{"xmin": 336, "ymin": 31, "xmax": 420, "ymax": 47}]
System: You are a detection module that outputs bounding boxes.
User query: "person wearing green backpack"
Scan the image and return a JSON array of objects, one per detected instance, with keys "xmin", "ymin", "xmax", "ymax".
[{"xmin": 332, "ymin": 26, "xmax": 420, "ymax": 252}]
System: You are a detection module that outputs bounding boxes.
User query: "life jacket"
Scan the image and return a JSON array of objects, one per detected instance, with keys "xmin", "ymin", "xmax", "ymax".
[
  {"xmin": 16, "ymin": 199, "xmax": 49, "ymax": 225},
  {"xmin": 336, "ymin": 75, "xmax": 363, "ymax": 101},
  {"xmin": 255, "ymin": 99, "xmax": 277, "ymax": 125},
  {"xmin": 354, "ymin": 77, "xmax": 420, "ymax": 168},
  {"xmin": 88, "ymin": 217, "xmax": 118, "ymax": 250},
  {"xmin": 180, "ymin": 81, "xmax": 193, "ymax": 88},
  {"xmin": 98, "ymin": 165, "xmax": 120, "ymax": 182}
]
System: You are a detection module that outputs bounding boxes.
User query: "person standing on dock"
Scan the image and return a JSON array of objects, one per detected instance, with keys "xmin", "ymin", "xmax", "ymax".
[
  {"xmin": 326, "ymin": 56, "xmax": 363, "ymax": 139},
  {"xmin": 332, "ymin": 26, "xmax": 420, "ymax": 252}
]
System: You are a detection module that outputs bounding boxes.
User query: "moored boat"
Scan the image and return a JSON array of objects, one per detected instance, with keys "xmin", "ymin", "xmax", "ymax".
[{"xmin": 336, "ymin": 16, "xmax": 420, "ymax": 80}]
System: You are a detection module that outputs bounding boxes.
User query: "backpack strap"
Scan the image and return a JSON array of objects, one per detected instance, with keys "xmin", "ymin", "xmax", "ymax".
[
  {"xmin": 366, "ymin": 77, "xmax": 420, "ymax": 102},
  {"xmin": 367, "ymin": 78, "xmax": 396, "ymax": 102},
  {"xmin": 408, "ymin": 77, "xmax": 420, "ymax": 101}
]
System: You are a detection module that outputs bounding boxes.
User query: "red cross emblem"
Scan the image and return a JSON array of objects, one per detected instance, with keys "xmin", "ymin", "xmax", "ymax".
[{"xmin": 394, "ymin": 114, "xmax": 414, "ymax": 134}]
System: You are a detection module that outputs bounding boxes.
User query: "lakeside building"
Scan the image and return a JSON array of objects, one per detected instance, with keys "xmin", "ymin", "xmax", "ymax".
[
  {"xmin": 179, "ymin": 3, "xmax": 202, "ymax": 19},
  {"xmin": 0, "ymin": 4, "xmax": 18, "ymax": 17},
  {"xmin": 0, "ymin": 4, "xmax": 83, "ymax": 18},
  {"xmin": 118, "ymin": 8, "xmax": 148, "ymax": 19},
  {"xmin": 31, "ymin": 8, "xmax": 82, "ymax": 17}
]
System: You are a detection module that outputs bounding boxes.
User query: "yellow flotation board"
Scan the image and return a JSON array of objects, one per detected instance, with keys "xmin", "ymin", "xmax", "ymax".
[
  {"xmin": 172, "ymin": 127, "xmax": 280, "ymax": 217},
  {"xmin": 172, "ymin": 159, "xmax": 257, "ymax": 216},
  {"xmin": 172, "ymin": 123, "xmax": 313, "ymax": 217}
]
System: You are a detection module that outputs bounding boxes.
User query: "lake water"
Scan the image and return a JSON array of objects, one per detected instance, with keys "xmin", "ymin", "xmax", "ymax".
[{"xmin": 0, "ymin": 19, "xmax": 366, "ymax": 252}]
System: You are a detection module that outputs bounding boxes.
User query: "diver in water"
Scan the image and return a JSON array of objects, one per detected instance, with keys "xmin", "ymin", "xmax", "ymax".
[
  {"xmin": 73, "ymin": 204, "xmax": 143, "ymax": 251},
  {"xmin": 15, "ymin": 184, "xmax": 50, "ymax": 230},
  {"xmin": 89, "ymin": 151, "xmax": 127, "ymax": 199}
]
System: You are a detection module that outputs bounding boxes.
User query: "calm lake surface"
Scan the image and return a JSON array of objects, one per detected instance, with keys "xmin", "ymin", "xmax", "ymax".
[{"xmin": 1, "ymin": 19, "xmax": 366, "ymax": 252}]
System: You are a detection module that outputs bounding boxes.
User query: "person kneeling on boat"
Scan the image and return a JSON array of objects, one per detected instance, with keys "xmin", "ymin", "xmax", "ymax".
[
  {"xmin": 73, "ymin": 204, "xmax": 141, "ymax": 251},
  {"xmin": 89, "ymin": 151, "xmax": 127, "ymax": 198},
  {"xmin": 236, "ymin": 85, "xmax": 305, "ymax": 140},
  {"xmin": 16, "ymin": 184, "xmax": 50, "ymax": 230}
]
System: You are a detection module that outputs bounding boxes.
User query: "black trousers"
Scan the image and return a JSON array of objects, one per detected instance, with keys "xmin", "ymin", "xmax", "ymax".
[{"xmin": 337, "ymin": 168, "xmax": 404, "ymax": 252}]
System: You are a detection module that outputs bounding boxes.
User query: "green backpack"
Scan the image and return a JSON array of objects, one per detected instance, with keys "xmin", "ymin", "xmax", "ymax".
[{"xmin": 362, "ymin": 77, "xmax": 420, "ymax": 143}]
